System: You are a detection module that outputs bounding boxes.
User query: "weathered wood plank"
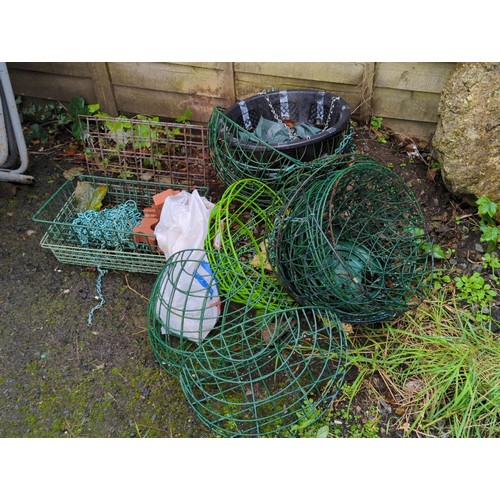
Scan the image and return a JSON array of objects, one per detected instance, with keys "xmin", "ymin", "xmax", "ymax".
[
  {"xmin": 374, "ymin": 62, "xmax": 456, "ymax": 93},
  {"xmin": 8, "ymin": 69, "xmax": 96, "ymax": 103},
  {"xmin": 173, "ymin": 62, "xmax": 230, "ymax": 70},
  {"xmin": 358, "ymin": 62, "xmax": 376, "ymax": 123},
  {"xmin": 113, "ymin": 86, "xmax": 228, "ymax": 122},
  {"xmin": 108, "ymin": 62, "xmax": 230, "ymax": 98},
  {"xmin": 235, "ymin": 62, "xmax": 364, "ymax": 85},
  {"xmin": 221, "ymin": 62, "xmax": 236, "ymax": 107},
  {"xmin": 7, "ymin": 62, "xmax": 93, "ymax": 78},
  {"xmin": 372, "ymin": 87, "xmax": 442, "ymax": 123},
  {"xmin": 380, "ymin": 117, "xmax": 437, "ymax": 142}
]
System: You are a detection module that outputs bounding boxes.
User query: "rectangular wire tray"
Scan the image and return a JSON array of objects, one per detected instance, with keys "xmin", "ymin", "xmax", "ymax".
[
  {"xmin": 33, "ymin": 175, "xmax": 208, "ymax": 274},
  {"xmin": 80, "ymin": 115, "xmax": 212, "ymax": 188}
]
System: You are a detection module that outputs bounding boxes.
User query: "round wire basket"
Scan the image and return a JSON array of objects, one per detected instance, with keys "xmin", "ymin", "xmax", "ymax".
[
  {"xmin": 208, "ymin": 92, "xmax": 355, "ymax": 192},
  {"xmin": 205, "ymin": 178, "xmax": 295, "ymax": 309},
  {"xmin": 270, "ymin": 155, "xmax": 433, "ymax": 324},
  {"xmin": 179, "ymin": 305, "xmax": 348, "ymax": 437},
  {"xmin": 147, "ymin": 248, "xmax": 294, "ymax": 378}
]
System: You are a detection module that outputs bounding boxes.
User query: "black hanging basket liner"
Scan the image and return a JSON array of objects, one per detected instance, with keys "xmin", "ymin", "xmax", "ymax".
[
  {"xmin": 224, "ymin": 89, "xmax": 351, "ymax": 162},
  {"xmin": 208, "ymin": 89, "xmax": 354, "ymax": 191}
]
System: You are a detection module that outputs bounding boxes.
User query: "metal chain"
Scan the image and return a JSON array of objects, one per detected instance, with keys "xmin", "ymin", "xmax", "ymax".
[
  {"xmin": 260, "ymin": 89, "xmax": 340, "ymax": 135},
  {"xmin": 323, "ymin": 96, "xmax": 339, "ymax": 129},
  {"xmin": 259, "ymin": 90, "xmax": 298, "ymax": 141},
  {"xmin": 87, "ymin": 267, "xmax": 108, "ymax": 326}
]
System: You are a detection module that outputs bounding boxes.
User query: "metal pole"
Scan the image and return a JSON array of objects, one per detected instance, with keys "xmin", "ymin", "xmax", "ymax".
[{"xmin": 0, "ymin": 62, "xmax": 33, "ymax": 184}]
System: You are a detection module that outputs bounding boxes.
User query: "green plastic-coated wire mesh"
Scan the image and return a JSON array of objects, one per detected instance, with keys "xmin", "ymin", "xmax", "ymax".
[
  {"xmin": 147, "ymin": 248, "xmax": 347, "ymax": 437},
  {"xmin": 270, "ymin": 155, "xmax": 433, "ymax": 324},
  {"xmin": 33, "ymin": 174, "xmax": 208, "ymax": 274},
  {"xmin": 208, "ymin": 106, "xmax": 355, "ymax": 192},
  {"xmin": 179, "ymin": 304, "xmax": 347, "ymax": 437},
  {"xmin": 205, "ymin": 178, "xmax": 295, "ymax": 309},
  {"xmin": 147, "ymin": 249, "xmax": 293, "ymax": 378}
]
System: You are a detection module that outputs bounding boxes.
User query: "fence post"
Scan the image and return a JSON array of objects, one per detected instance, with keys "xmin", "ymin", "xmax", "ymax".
[
  {"xmin": 91, "ymin": 63, "xmax": 118, "ymax": 116},
  {"xmin": 358, "ymin": 62, "xmax": 376, "ymax": 124},
  {"xmin": 221, "ymin": 62, "xmax": 236, "ymax": 107}
]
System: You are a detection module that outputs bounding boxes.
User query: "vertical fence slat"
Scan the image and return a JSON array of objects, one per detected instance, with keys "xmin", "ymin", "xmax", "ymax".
[
  {"xmin": 91, "ymin": 63, "xmax": 118, "ymax": 116},
  {"xmin": 221, "ymin": 62, "xmax": 236, "ymax": 108},
  {"xmin": 357, "ymin": 62, "xmax": 376, "ymax": 124}
]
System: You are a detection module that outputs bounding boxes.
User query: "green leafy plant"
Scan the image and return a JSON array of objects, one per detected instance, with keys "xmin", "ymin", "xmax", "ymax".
[
  {"xmin": 94, "ymin": 111, "xmax": 191, "ymax": 149},
  {"xmin": 411, "ymin": 226, "xmax": 446, "ymax": 259},
  {"xmin": 132, "ymin": 115, "xmax": 160, "ymax": 149},
  {"xmin": 17, "ymin": 97, "xmax": 69, "ymax": 144},
  {"xmin": 454, "ymin": 272, "xmax": 496, "ymax": 322},
  {"xmin": 432, "ymin": 269, "xmax": 452, "ymax": 291},
  {"xmin": 476, "ymin": 195, "xmax": 499, "ymax": 252},
  {"xmin": 176, "ymin": 109, "xmax": 192, "ymax": 124},
  {"xmin": 290, "ymin": 399, "xmax": 329, "ymax": 438},
  {"xmin": 482, "ymin": 253, "xmax": 500, "ymax": 285},
  {"xmin": 16, "ymin": 95, "xmax": 100, "ymax": 144},
  {"xmin": 428, "ymin": 242, "xmax": 446, "ymax": 260},
  {"xmin": 370, "ymin": 116, "xmax": 383, "ymax": 130},
  {"xmin": 67, "ymin": 96, "xmax": 100, "ymax": 139},
  {"xmin": 329, "ymin": 402, "xmax": 381, "ymax": 438}
]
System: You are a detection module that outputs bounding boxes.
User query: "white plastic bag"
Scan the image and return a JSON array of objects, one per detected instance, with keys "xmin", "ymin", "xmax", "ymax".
[
  {"xmin": 155, "ymin": 253, "xmax": 220, "ymax": 342},
  {"xmin": 154, "ymin": 190, "xmax": 219, "ymax": 342},
  {"xmin": 155, "ymin": 190, "xmax": 214, "ymax": 259}
]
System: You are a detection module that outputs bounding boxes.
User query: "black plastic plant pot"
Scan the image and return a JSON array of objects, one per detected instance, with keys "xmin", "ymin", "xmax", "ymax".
[{"xmin": 223, "ymin": 89, "xmax": 351, "ymax": 163}]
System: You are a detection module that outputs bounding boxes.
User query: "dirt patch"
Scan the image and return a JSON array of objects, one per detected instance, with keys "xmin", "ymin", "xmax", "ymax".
[
  {"xmin": 0, "ymin": 154, "xmax": 213, "ymax": 437},
  {"xmin": 0, "ymin": 122, "xmax": 497, "ymax": 438}
]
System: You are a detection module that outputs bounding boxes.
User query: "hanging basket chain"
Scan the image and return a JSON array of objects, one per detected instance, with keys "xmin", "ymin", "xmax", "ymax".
[
  {"xmin": 259, "ymin": 89, "xmax": 340, "ymax": 140},
  {"xmin": 324, "ymin": 95, "xmax": 340, "ymax": 129},
  {"xmin": 258, "ymin": 90, "xmax": 298, "ymax": 141}
]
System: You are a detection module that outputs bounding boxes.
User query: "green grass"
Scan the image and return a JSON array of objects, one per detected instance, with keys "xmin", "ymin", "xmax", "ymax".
[{"xmin": 345, "ymin": 289, "xmax": 500, "ymax": 437}]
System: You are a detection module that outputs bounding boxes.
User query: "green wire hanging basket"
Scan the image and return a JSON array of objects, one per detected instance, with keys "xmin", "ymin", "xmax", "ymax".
[
  {"xmin": 205, "ymin": 178, "xmax": 295, "ymax": 310},
  {"xmin": 208, "ymin": 102, "xmax": 355, "ymax": 193},
  {"xmin": 270, "ymin": 155, "xmax": 433, "ymax": 324},
  {"xmin": 179, "ymin": 304, "xmax": 348, "ymax": 437},
  {"xmin": 147, "ymin": 248, "xmax": 348, "ymax": 436},
  {"xmin": 147, "ymin": 248, "xmax": 294, "ymax": 378}
]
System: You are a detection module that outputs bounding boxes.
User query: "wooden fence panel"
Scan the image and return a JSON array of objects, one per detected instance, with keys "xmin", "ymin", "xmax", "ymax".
[
  {"xmin": 234, "ymin": 62, "xmax": 365, "ymax": 117},
  {"xmin": 6, "ymin": 61, "xmax": 457, "ymax": 140},
  {"xmin": 235, "ymin": 62, "xmax": 364, "ymax": 86},
  {"xmin": 108, "ymin": 62, "xmax": 234, "ymax": 121},
  {"xmin": 371, "ymin": 62, "xmax": 456, "ymax": 140},
  {"xmin": 374, "ymin": 62, "xmax": 456, "ymax": 93},
  {"xmin": 7, "ymin": 62, "xmax": 97, "ymax": 104},
  {"xmin": 7, "ymin": 62, "xmax": 93, "ymax": 78}
]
